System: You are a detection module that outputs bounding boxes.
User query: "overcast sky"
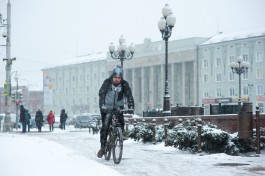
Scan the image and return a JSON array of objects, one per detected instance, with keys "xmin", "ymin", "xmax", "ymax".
[{"xmin": 0, "ymin": 0, "xmax": 265, "ymax": 91}]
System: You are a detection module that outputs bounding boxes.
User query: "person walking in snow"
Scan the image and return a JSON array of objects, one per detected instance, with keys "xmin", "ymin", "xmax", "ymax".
[
  {"xmin": 35, "ymin": 109, "xmax": 44, "ymax": 132},
  {"xmin": 97, "ymin": 65, "xmax": 134, "ymax": 158},
  {"xmin": 19, "ymin": 105, "xmax": 26, "ymax": 133},
  {"xmin": 47, "ymin": 110, "xmax": 55, "ymax": 131},
  {"xmin": 25, "ymin": 109, "xmax": 31, "ymax": 132},
  {"xmin": 60, "ymin": 109, "xmax": 68, "ymax": 130}
]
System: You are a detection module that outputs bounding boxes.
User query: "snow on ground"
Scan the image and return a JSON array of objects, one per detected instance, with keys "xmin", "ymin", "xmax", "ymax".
[
  {"xmin": 1, "ymin": 126, "xmax": 265, "ymax": 176},
  {"xmin": 0, "ymin": 132, "xmax": 122, "ymax": 176}
]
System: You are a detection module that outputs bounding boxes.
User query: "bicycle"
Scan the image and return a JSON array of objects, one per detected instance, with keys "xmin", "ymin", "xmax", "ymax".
[{"xmin": 104, "ymin": 109, "xmax": 132, "ymax": 164}]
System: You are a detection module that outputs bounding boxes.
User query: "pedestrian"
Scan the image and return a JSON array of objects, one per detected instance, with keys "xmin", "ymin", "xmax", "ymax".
[
  {"xmin": 47, "ymin": 110, "xmax": 55, "ymax": 131},
  {"xmin": 60, "ymin": 109, "xmax": 68, "ymax": 130},
  {"xmin": 35, "ymin": 109, "xmax": 44, "ymax": 132},
  {"xmin": 97, "ymin": 65, "xmax": 134, "ymax": 158},
  {"xmin": 19, "ymin": 105, "xmax": 26, "ymax": 133},
  {"xmin": 25, "ymin": 109, "xmax": 31, "ymax": 132}
]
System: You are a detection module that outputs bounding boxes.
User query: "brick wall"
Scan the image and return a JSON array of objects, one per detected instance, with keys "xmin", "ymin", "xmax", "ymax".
[{"xmin": 126, "ymin": 113, "xmax": 265, "ymax": 133}]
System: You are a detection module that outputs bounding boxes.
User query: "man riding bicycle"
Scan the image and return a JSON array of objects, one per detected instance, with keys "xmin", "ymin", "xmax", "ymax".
[{"xmin": 97, "ymin": 65, "xmax": 134, "ymax": 158}]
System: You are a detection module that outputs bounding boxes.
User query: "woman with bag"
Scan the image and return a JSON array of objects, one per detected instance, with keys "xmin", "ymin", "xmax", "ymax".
[{"xmin": 47, "ymin": 110, "xmax": 55, "ymax": 131}]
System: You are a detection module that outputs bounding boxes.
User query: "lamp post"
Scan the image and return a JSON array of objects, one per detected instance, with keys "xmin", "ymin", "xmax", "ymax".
[
  {"xmin": 2, "ymin": 0, "xmax": 16, "ymax": 132},
  {"xmin": 108, "ymin": 35, "xmax": 135, "ymax": 69},
  {"xmin": 230, "ymin": 56, "xmax": 249, "ymax": 113},
  {"xmin": 157, "ymin": 4, "xmax": 176, "ymax": 116}
]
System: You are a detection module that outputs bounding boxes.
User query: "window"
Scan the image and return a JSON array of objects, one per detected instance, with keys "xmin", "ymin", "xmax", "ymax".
[
  {"xmin": 229, "ymin": 72, "xmax": 235, "ymax": 81},
  {"xmin": 203, "ymin": 59, "xmax": 208, "ymax": 68},
  {"xmin": 257, "ymin": 85, "xmax": 263, "ymax": 95},
  {"xmin": 243, "ymin": 86, "xmax": 249, "ymax": 96},
  {"xmin": 216, "ymin": 58, "xmax": 222, "ymax": 67},
  {"xmin": 203, "ymin": 89, "xmax": 209, "ymax": 98},
  {"xmin": 228, "ymin": 56, "xmax": 235, "ymax": 65},
  {"xmin": 256, "ymin": 52, "xmax": 263, "ymax": 62},
  {"xmin": 229, "ymin": 87, "xmax": 235, "ymax": 97},
  {"xmin": 242, "ymin": 54, "xmax": 249, "ymax": 62},
  {"xmin": 242, "ymin": 72, "xmax": 248, "ymax": 80},
  {"xmin": 216, "ymin": 88, "xmax": 222, "ymax": 97},
  {"xmin": 203, "ymin": 74, "xmax": 208, "ymax": 83},
  {"xmin": 216, "ymin": 73, "xmax": 221, "ymax": 82},
  {"xmin": 72, "ymin": 76, "xmax": 75, "ymax": 82},
  {"xmin": 256, "ymin": 69, "xmax": 263, "ymax": 79}
]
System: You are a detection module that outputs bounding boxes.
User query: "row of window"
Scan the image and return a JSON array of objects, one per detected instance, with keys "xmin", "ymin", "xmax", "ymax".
[
  {"xmin": 52, "ymin": 97, "xmax": 98, "ymax": 107},
  {"xmin": 203, "ymin": 52, "xmax": 263, "ymax": 68},
  {"xmin": 203, "ymin": 68, "xmax": 264, "ymax": 83},
  {"xmin": 203, "ymin": 84, "xmax": 264, "ymax": 98}
]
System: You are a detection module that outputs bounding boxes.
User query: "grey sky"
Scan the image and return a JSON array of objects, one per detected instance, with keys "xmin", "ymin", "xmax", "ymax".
[{"xmin": 0, "ymin": 0, "xmax": 265, "ymax": 90}]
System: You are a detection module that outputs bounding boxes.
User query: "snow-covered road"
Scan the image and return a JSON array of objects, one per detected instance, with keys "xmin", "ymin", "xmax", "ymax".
[{"xmin": 23, "ymin": 127, "xmax": 265, "ymax": 176}]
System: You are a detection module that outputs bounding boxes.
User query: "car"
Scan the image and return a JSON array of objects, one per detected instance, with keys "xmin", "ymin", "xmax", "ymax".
[
  {"xmin": 73, "ymin": 114, "xmax": 100, "ymax": 128},
  {"xmin": 53, "ymin": 116, "xmax": 61, "ymax": 128}
]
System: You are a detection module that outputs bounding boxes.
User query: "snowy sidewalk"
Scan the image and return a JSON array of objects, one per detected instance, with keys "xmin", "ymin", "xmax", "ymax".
[{"xmin": 0, "ymin": 133, "xmax": 123, "ymax": 176}]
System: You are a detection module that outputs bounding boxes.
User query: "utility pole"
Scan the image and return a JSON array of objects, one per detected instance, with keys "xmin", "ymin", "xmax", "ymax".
[{"xmin": 2, "ymin": 0, "xmax": 16, "ymax": 132}]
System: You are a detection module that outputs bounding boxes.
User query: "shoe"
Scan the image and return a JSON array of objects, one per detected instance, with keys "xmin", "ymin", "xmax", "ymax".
[{"xmin": 97, "ymin": 148, "xmax": 104, "ymax": 158}]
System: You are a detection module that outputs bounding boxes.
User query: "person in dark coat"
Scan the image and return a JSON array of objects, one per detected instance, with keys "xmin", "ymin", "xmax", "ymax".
[
  {"xmin": 25, "ymin": 109, "xmax": 31, "ymax": 132},
  {"xmin": 47, "ymin": 110, "xmax": 55, "ymax": 131},
  {"xmin": 19, "ymin": 105, "xmax": 26, "ymax": 133},
  {"xmin": 35, "ymin": 109, "xmax": 44, "ymax": 132},
  {"xmin": 97, "ymin": 65, "xmax": 134, "ymax": 158},
  {"xmin": 60, "ymin": 109, "xmax": 68, "ymax": 130}
]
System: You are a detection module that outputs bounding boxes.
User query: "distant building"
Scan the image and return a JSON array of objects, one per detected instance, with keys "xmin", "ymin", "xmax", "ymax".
[
  {"xmin": 42, "ymin": 52, "xmax": 107, "ymax": 115},
  {"xmin": 198, "ymin": 27, "xmax": 265, "ymax": 113},
  {"xmin": 107, "ymin": 37, "xmax": 208, "ymax": 115},
  {"xmin": 0, "ymin": 86, "xmax": 43, "ymax": 114}
]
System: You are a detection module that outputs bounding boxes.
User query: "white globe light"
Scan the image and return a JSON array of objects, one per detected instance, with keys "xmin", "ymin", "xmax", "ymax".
[
  {"xmin": 119, "ymin": 35, "xmax": 125, "ymax": 45},
  {"xmin": 158, "ymin": 17, "xmax": 166, "ymax": 30},
  {"xmin": 237, "ymin": 56, "xmax": 243, "ymax": 63},
  {"xmin": 129, "ymin": 43, "xmax": 135, "ymax": 53},
  {"xmin": 108, "ymin": 42, "xmax": 115, "ymax": 53},
  {"xmin": 166, "ymin": 13, "xmax": 176, "ymax": 27},
  {"xmin": 120, "ymin": 43, "xmax": 127, "ymax": 51},
  {"xmin": 162, "ymin": 3, "xmax": 172, "ymax": 18}
]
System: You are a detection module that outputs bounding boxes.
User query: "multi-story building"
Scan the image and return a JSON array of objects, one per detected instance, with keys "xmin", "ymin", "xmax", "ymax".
[
  {"xmin": 0, "ymin": 86, "xmax": 43, "ymax": 114},
  {"xmin": 198, "ymin": 28, "xmax": 265, "ymax": 113},
  {"xmin": 42, "ymin": 52, "xmax": 107, "ymax": 115},
  {"xmin": 107, "ymin": 37, "xmax": 208, "ymax": 115}
]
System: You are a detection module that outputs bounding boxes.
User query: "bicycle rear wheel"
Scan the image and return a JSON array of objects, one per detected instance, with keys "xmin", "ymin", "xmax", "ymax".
[
  {"xmin": 104, "ymin": 130, "xmax": 112, "ymax": 160},
  {"xmin": 112, "ymin": 127, "xmax": 123, "ymax": 164}
]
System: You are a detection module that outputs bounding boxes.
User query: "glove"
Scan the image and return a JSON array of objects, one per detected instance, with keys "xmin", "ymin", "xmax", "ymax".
[
  {"xmin": 100, "ymin": 105, "xmax": 107, "ymax": 114},
  {"xmin": 127, "ymin": 109, "xmax": 134, "ymax": 114}
]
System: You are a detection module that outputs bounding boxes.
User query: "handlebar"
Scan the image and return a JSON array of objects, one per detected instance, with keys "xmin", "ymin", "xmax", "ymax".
[{"xmin": 104, "ymin": 108, "xmax": 134, "ymax": 114}]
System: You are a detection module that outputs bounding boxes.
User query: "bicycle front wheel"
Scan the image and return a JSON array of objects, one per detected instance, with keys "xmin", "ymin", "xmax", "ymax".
[
  {"xmin": 112, "ymin": 127, "xmax": 123, "ymax": 164},
  {"xmin": 104, "ymin": 130, "xmax": 112, "ymax": 160}
]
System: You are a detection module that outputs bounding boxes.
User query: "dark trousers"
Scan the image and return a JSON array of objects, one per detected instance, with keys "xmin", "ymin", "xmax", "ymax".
[
  {"xmin": 27, "ymin": 123, "xmax": 30, "ymax": 132},
  {"xmin": 37, "ymin": 126, "xmax": 42, "ymax": 132},
  {"xmin": 22, "ymin": 122, "xmax": 26, "ymax": 133},
  {"xmin": 100, "ymin": 112, "xmax": 124, "ymax": 148},
  {"xmin": 49, "ymin": 125, "xmax": 54, "ymax": 131},
  {"xmin": 61, "ymin": 122, "xmax": 66, "ymax": 130}
]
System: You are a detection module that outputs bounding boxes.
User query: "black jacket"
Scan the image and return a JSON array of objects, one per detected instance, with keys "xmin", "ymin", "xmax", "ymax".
[{"xmin": 99, "ymin": 77, "xmax": 134, "ymax": 110}]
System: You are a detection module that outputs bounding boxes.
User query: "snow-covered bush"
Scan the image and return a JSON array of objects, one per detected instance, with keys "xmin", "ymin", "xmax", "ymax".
[{"xmin": 125, "ymin": 118, "xmax": 265, "ymax": 155}]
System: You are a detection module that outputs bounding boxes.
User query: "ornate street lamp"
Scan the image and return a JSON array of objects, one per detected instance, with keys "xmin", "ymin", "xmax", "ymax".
[
  {"xmin": 157, "ymin": 4, "xmax": 176, "ymax": 116},
  {"xmin": 230, "ymin": 56, "xmax": 249, "ymax": 112},
  {"xmin": 109, "ymin": 35, "xmax": 135, "ymax": 68}
]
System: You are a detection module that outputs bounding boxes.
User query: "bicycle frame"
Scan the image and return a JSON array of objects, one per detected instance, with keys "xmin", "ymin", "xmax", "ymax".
[{"xmin": 104, "ymin": 109, "xmax": 124, "ymax": 164}]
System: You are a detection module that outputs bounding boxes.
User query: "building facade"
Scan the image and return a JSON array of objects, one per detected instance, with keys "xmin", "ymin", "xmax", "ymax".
[
  {"xmin": 0, "ymin": 86, "xmax": 43, "ymax": 114},
  {"xmin": 198, "ymin": 28, "xmax": 265, "ymax": 113},
  {"xmin": 42, "ymin": 53, "xmax": 107, "ymax": 115},
  {"xmin": 107, "ymin": 37, "xmax": 208, "ymax": 115}
]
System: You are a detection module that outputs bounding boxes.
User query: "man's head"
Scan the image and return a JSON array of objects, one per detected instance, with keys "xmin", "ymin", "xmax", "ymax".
[{"xmin": 112, "ymin": 66, "xmax": 123, "ymax": 85}]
